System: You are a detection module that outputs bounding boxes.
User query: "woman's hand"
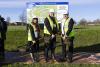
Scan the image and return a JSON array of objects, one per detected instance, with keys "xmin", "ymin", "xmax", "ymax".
[{"xmin": 32, "ymin": 41, "xmax": 36, "ymax": 44}]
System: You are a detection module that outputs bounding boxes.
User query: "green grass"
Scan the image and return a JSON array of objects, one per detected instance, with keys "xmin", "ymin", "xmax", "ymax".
[
  {"xmin": 73, "ymin": 25, "xmax": 100, "ymax": 52},
  {"xmin": 2, "ymin": 63, "xmax": 100, "ymax": 67},
  {"xmin": 2, "ymin": 25, "xmax": 100, "ymax": 66},
  {"xmin": 5, "ymin": 25, "xmax": 100, "ymax": 51},
  {"xmin": 5, "ymin": 26, "xmax": 27, "ymax": 51}
]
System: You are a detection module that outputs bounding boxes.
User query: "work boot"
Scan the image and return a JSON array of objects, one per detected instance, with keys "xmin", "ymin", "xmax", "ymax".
[
  {"xmin": 51, "ymin": 55, "xmax": 58, "ymax": 64},
  {"xmin": 45, "ymin": 58, "xmax": 49, "ymax": 63},
  {"xmin": 51, "ymin": 59, "xmax": 58, "ymax": 64},
  {"xmin": 67, "ymin": 52, "xmax": 73, "ymax": 63}
]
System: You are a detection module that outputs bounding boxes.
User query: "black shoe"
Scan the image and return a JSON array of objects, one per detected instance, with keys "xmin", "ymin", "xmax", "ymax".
[
  {"xmin": 63, "ymin": 58, "xmax": 67, "ymax": 61},
  {"xmin": 35, "ymin": 58, "xmax": 39, "ymax": 62},
  {"xmin": 45, "ymin": 58, "xmax": 49, "ymax": 63},
  {"xmin": 67, "ymin": 52, "xmax": 73, "ymax": 63},
  {"xmin": 61, "ymin": 57, "xmax": 67, "ymax": 61}
]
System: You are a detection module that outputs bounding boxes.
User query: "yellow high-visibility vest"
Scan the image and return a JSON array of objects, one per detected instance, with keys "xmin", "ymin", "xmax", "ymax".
[
  {"xmin": 44, "ymin": 16, "xmax": 59, "ymax": 35},
  {"xmin": 64, "ymin": 18, "xmax": 75, "ymax": 37},
  {"xmin": 28, "ymin": 23, "xmax": 36, "ymax": 41},
  {"xmin": 28, "ymin": 29, "xmax": 32, "ymax": 41}
]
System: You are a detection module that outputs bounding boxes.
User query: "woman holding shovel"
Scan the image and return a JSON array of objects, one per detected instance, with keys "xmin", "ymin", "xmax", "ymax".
[{"xmin": 27, "ymin": 16, "xmax": 40, "ymax": 63}]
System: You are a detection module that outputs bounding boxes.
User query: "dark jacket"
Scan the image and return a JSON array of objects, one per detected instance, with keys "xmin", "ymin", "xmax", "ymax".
[
  {"xmin": 27, "ymin": 24, "xmax": 40, "ymax": 40},
  {"xmin": 66, "ymin": 18, "xmax": 74, "ymax": 36},
  {"xmin": 0, "ymin": 19, "xmax": 7, "ymax": 40},
  {"xmin": 44, "ymin": 16, "xmax": 58, "ymax": 35}
]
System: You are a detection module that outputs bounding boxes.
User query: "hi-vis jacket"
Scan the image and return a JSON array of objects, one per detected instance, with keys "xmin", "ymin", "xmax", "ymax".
[
  {"xmin": 62, "ymin": 17, "xmax": 75, "ymax": 37},
  {"xmin": 27, "ymin": 23, "xmax": 36, "ymax": 41},
  {"xmin": 44, "ymin": 16, "xmax": 59, "ymax": 35}
]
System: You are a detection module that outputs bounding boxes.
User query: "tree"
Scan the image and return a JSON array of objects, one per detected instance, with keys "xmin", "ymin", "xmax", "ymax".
[
  {"xmin": 93, "ymin": 19, "xmax": 100, "ymax": 24},
  {"xmin": 79, "ymin": 18, "xmax": 87, "ymax": 25},
  {"xmin": 19, "ymin": 10, "xmax": 27, "ymax": 25},
  {"xmin": 6, "ymin": 17, "xmax": 11, "ymax": 24}
]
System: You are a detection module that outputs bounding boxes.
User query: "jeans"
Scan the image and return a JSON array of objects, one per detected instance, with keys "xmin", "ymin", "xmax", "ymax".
[
  {"xmin": 44, "ymin": 34, "xmax": 56, "ymax": 61},
  {"xmin": 61, "ymin": 37, "xmax": 74, "ymax": 59},
  {"xmin": 28, "ymin": 39, "xmax": 39, "ymax": 62}
]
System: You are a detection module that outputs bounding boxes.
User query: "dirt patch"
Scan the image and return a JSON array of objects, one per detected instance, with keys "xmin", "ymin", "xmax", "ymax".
[{"xmin": 1, "ymin": 52, "xmax": 100, "ymax": 64}]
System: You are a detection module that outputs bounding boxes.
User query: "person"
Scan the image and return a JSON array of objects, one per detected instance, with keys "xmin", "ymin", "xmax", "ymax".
[
  {"xmin": 0, "ymin": 15, "xmax": 7, "ymax": 61},
  {"xmin": 44, "ymin": 9, "xmax": 59, "ymax": 62},
  {"xmin": 27, "ymin": 16, "xmax": 40, "ymax": 62},
  {"xmin": 61, "ymin": 11, "xmax": 75, "ymax": 62}
]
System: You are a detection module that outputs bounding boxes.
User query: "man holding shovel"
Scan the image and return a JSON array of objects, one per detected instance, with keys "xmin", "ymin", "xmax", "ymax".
[
  {"xmin": 44, "ymin": 9, "xmax": 59, "ymax": 62},
  {"xmin": 61, "ymin": 11, "xmax": 75, "ymax": 63}
]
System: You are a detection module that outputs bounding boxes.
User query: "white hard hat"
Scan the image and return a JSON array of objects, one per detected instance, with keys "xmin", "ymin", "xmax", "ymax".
[
  {"xmin": 32, "ymin": 15, "xmax": 37, "ymax": 18},
  {"xmin": 63, "ymin": 10, "xmax": 69, "ymax": 15},
  {"xmin": 49, "ymin": 9, "xmax": 55, "ymax": 13}
]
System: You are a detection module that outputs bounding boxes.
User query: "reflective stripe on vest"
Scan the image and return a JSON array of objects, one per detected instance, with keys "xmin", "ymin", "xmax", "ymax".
[
  {"xmin": 28, "ymin": 29, "xmax": 32, "ymax": 41},
  {"xmin": 64, "ymin": 18, "xmax": 74, "ymax": 37},
  {"xmin": 44, "ymin": 16, "xmax": 59, "ymax": 35}
]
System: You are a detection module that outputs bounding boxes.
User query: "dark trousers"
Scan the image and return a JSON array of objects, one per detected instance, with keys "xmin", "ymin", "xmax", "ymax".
[
  {"xmin": 44, "ymin": 35, "xmax": 56, "ymax": 61},
  {"xmin": 0, "ymin": 38, "xmax": 5, "ymax": 60},
  {"xmin": 28, "ymin": 39, "xmax": 39, "ymax": 61},
  {"xmin": 61, "ymin": 37, "xmax": 74, "ymax": 59}
]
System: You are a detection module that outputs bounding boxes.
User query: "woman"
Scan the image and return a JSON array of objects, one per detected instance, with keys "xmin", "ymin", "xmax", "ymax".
[{"xmin": 27, "ymin": 17, "xmax": 40, "ymax": 62}]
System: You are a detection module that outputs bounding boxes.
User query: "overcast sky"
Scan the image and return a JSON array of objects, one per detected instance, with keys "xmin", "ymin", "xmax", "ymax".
[{"xmin": 0, "ymin": 0, "xmax": 100, "ymax": 22}]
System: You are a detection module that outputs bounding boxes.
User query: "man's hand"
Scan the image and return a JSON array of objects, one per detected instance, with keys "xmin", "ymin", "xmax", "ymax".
[
  {"xmin": 62, "ymin": 35, "xmax": 70, "ymax": 44},
  {"xmin": 32, "ymin": 41, "xmax": 36, "ymax": 44},
  {"xmin": 62, "ymin": 35, "xmax": 66, "ymax": 40},
  {"xmin": 65, "ymin": 35, "xmax": 68, "ymax": 38},
  {"xmin": 62, "ymin": 35, "xmax": 69, "ymax": 40},
  {"xmin": 51, "ymin": 34, "xmax": 55, "ymax": 39}
]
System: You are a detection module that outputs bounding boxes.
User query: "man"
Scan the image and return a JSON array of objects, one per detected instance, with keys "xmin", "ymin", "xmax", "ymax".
[
  {"xmin": 44, "ymin": 9, "xmax": 59, "ymax": 62},
  {"xmin": 0, "ymin": 16, "xmax": 7, "ymax": 61},
  {"xmin": 61, "ymin": 11, "xmax": 75, "ymax": 62}
]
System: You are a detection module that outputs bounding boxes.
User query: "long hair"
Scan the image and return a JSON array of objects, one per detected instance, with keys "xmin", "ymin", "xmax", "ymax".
[{"xmin": 31, "ymin": 18, "xmax": 40, "ymax": 32}]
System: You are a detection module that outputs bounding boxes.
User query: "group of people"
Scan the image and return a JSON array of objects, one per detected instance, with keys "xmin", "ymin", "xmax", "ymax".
[
  {"xmin": 27, "ymin": 9, "xmax": 75, "ymax": 63},
  {"xmin": 0, "ymin": 15, "xmax": 7, "ymax": 61}
]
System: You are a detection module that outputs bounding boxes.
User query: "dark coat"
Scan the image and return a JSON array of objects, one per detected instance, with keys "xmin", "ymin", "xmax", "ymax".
[
  {"xmin": 0, "ymin": 18, "xmax": 7, "ymax": 40},
  {"xmin": 44, "ymin": 16, "xmax": 58, "ymax": 35},
  {"xmin": 66, "ymin": 18, "xmax": 75, "ymax": 36}
]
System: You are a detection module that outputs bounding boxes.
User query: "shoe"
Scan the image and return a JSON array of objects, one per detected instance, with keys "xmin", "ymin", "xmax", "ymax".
[
  {"xmin": 67, "ymin": 52, "xmax": 73, "ymax": 63},
  {"xmin": 62, "ymin": 58, "xmax": 67, "ymax": 61},
  {"xmin": 52, "ymin": 59, "xmax": 58, "ymax": 64},
  {"xmin": 45, "ymin": 58, "xmax": 49, "ymax": 63}
]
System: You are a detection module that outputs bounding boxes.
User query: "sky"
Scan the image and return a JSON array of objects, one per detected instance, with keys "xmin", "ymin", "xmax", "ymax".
[{"xmin": 0, "ymin": 0, "xmax": 100, "ymax": 23}]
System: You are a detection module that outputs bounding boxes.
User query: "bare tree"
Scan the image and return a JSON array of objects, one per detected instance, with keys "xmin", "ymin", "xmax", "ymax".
[
  {"xmin": 93, "ymin": 19, "xmax": 100, "ymax": 24},
  {"xmin": 19, "ymin": 10, "xmax": 27, "ymax": 25},
  {"xmin": 79, "ymin": 18, "xmax": 87, "ymax": 25},
  {"xmin": 6, "ymin": 17, "xmax": 11, "ymax": 24}
]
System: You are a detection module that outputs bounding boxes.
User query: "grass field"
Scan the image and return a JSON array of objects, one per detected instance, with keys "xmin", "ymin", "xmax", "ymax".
[
  {"xmin": 2, "ymin": 25, "xmax": 100, "ymax": 67},
  {"xmin": 74, "ymin": 25, "xmax": 100, "ymax": 52},
  {"xmin": 5, "ymin": 26, "xmax": 27, "ymax": 51},
  {"xmin": 2, "ymin": 64, "xmax": 100, "ymax": 67},
  {"xmin": 5, "ymin": 25, "xmax": 100, "ymax": 52}
]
